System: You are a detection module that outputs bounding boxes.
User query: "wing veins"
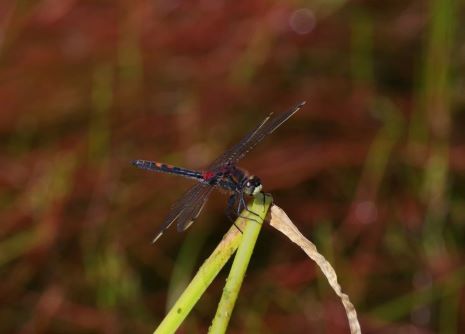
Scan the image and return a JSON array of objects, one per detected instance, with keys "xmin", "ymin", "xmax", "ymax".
[
  {"xmin": 208, "ymin": 102, "xmax": 305, "ymax": 170},
  {"xmin": 152, "ymin": 183, "xmax": 213, "ymax": 243}
]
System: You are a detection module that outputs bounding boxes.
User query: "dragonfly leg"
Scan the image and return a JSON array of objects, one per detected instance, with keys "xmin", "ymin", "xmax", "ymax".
[
  {"xmin": 237, "ymin": 193, "xmax": 261, "ymax": 224},
  {"xmin": 226, "ymin": 194, "xmax": 243, "ymax": 233},
  {"xmin": 260, "ymin": 192, "xmax": 272, "ymax": 213}
]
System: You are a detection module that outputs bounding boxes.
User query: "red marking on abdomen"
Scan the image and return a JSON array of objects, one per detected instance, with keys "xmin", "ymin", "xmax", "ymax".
[
  {"xmin": 202, "ymin": 171, "xmax": 215, "ymax": 180},
  {"xmin": 155, "ymin": 162, "xmax": 173, "ymax": 169}
]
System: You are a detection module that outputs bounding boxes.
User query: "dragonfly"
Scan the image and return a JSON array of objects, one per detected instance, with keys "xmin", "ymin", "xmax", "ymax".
[{"xmin": 132, "ymin": 101, "xmax": 305, "ymax": 242}]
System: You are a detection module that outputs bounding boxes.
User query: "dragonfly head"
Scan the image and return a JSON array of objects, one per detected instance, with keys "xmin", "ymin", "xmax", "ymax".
[{"xmin": 244, "ymin": 175, "xmax": 262, "ymax": 196}]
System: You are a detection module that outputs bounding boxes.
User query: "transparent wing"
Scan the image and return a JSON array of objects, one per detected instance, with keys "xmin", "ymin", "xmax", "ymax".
[
  {"xmin": 208, "ymin": 101, "xmax": 305, "ymax": 170},
  {"xmin": 152, "ymin": 182, "xmax": 214, "ymax": 243}
]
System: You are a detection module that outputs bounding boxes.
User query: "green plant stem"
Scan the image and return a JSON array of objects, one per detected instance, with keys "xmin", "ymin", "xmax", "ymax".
[
  {"xmin": 153, "ymin": 194, "xmax": 271, "ymax": 334},
  {"xmin": 209, "ymin": 194, "xmax": 272, "ymax": 334}
]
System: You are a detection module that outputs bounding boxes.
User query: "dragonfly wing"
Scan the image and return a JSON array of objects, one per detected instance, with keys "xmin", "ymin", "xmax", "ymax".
[
  {"xmin": 152, "ymin": 182, "xmax": 213, "ymax": 243},
  {"xmin": 228, "ymin": 101, "xmax": 305, "ymax": 164},
  {"xmin": 207, "ymin": 114, "xmax": 271, "ymax": 170},
  {"xmin": 208, "ymin": 101, "xmax": 305, "ymax": 170}
]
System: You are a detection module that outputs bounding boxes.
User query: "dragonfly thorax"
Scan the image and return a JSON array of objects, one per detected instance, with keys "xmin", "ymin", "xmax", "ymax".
[{"xmin": 242, "ymin": 175, "xmax": 262, "ymax": 196}]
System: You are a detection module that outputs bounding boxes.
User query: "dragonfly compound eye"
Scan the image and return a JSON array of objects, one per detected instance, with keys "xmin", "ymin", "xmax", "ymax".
[{"xmin": 244, "ymin": 176, "xmax": 262, "ymax": 196}]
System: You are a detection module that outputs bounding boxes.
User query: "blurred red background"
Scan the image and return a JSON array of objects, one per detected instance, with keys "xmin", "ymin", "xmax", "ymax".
[{"xmin": 1, "ymin": 1, "xmax": 464, "ymax": 333}]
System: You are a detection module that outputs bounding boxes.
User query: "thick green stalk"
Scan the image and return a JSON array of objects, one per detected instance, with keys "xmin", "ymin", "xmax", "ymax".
[
  {"xmin": 209, "ymin": 194, "xmax": 272, "ymax": 333},
  {"xmin": 153, "ymin": 194, "xmax": 271, "ymax": 334}
]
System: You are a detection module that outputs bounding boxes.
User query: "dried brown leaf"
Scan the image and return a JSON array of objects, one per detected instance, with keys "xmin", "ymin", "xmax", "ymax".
[{"xmin": 269, "ymin": 204, "xmax": 361, "ymax": 334}]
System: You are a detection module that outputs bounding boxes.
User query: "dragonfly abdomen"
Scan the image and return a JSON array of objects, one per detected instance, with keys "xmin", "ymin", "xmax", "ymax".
[{"xmin": 132, "ymin": 160, "xmax": 203, "ymax": 181}]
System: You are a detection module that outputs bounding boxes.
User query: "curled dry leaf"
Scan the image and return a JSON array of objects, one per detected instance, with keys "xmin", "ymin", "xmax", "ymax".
[{"xmin": 269, "ymin": 204, "xmax": 361, "ymax": 334}]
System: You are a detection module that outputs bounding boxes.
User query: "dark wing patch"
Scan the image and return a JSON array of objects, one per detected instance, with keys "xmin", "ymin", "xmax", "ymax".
[
  {"xmin": 152, "ymin": 183, "xmax": 213, "ymax": 243},
  {"xmin": 208, "ymin": 101, "xmax": 305, "ymax": 170}
]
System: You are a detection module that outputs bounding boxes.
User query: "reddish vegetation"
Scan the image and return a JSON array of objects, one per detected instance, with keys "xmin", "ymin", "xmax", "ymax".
[{"xmin": 0, "ymin": 1, "xmax": 463, "ymax": 333}]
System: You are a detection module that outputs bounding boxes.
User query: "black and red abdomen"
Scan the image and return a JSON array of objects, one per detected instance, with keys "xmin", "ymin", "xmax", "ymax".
[{"xmin": 132, "ymin": 160, "xmax": 203, "ymax": 181}]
